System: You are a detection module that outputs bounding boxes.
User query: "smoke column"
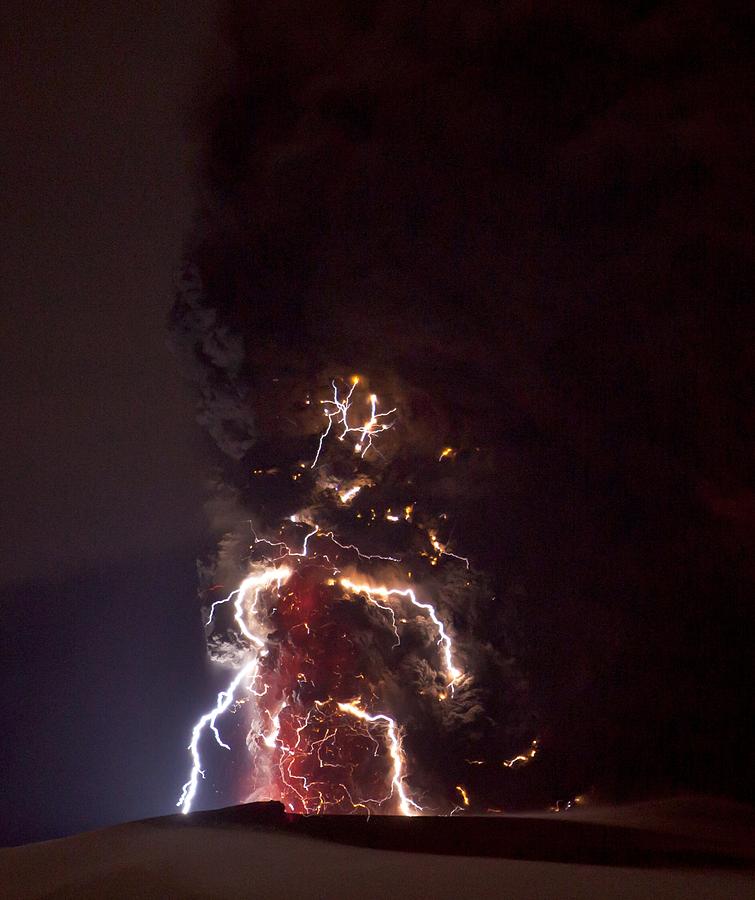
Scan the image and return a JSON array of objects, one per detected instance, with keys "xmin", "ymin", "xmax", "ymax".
[
  {"xmin": 170, "ymin": 0, "xmax": 754, "ymax": 811},
  {"xmin": 161, "ymin": 0, "xmax": 636, "ymax": 816},
  {"xmin": 173, "ymin": 372, "xmax": 533, "ymax": 815}
]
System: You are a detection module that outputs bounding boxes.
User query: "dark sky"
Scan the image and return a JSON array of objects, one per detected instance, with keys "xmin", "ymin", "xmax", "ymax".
[
  {"xmin": 0, "ymin": 1, "xmax": 216, "ymax": 585},
  {"xmin": 1, "ymin": 0, "xmax": 753, "ymax": 846},
  {"xmin": 0, "ymin": 1, "xmax": 221, "ymax": 845}
]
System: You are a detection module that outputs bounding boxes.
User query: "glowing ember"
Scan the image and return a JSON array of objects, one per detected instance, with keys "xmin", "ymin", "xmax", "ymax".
[
  {"xmin": 176, "ymin": 375, "xmax": 527, "ymax": 817},
  {"xmin": 311, "ymin": 379, "xmax": 396, "ymax": 467},
  {"xmin": 502, "ymin": 739, "xmax": 539, "ymax": 768}
]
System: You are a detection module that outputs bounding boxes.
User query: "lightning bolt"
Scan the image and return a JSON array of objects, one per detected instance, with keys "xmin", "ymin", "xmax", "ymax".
[
  {"xmin": 339, "ymin": 577, "xmax": 462, "ymax": 686},
  {"xmin": 252, "ymin": 518, "xmax": 398, "ymax": 565},
  {"xmin": 502, "ymin": 739, "xmax": 539, "ymax": 768},
  {"xmin": 177, "ymin": 658, "xmax": 261, "ymax": 815},
  {"xmin": 428, "ymin": 529, "xmax": 470, "ymax": 569},
  {"xmin": 176, "ymin": 374, "xmax": 509, "ymax": 820},
  {"xmin": 234, "ymin": 567, "xmax": 292, "ymax": 647},
  {"xmin": 205, "ymin": 566, "xmax": 291, "ymax": 635},
  {"xmin": 337, "ymin": 701, "xmax": 422, "ymax": 816},
  {"xmin": 311, "ymin": 378, "xmax": 396, "ymax": 467},
  {"xmin": 180, "ymin": 565, "xmax": 292, "ymax": 813}
]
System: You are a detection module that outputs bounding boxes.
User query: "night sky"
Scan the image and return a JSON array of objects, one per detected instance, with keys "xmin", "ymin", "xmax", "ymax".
[
  {"xmin": 1, "ymin": 1, "xmax": 218, "ymax": 845},
  {"xmin": 2, "ymin": 0, "xmax": 753, "ymax": 846}
]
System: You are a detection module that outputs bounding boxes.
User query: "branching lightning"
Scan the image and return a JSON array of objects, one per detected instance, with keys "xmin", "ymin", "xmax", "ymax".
[
  {"xmin": 339, "ymin": 577, "xmax": 462, "ymax": 686},
  {"xmin": 178, "ymin": 659, "xmax": 261, "ymax": 815},
  {"xmin": 337, "ymin": 701, "xmax": 422, "ymax": 816},
  {"xmin": 311, "ymin": 378, "xmax": 396, "ymax": 467},
  {"xmin": 176, "ymin": 374, "xmax": 526, "ymax": 820}
]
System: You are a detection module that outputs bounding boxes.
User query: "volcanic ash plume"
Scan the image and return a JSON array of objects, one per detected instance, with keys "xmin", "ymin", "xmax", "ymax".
[{"xmin": 175, "ymin": 372, "xmax": 533, "ymax": 816}]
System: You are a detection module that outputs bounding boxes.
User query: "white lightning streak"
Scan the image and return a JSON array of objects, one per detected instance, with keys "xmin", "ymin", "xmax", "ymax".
[
  {"xmin": 184, "ymin": 566, "xmax": 292, "ymax": 814},
  {"xmin": 311, "ymin": 379, "xmax": 396, "ymax": 466},
  {"xmin": 340, "ymin": 578, "xmax": 462, "ymax": 685},
  {"xmin": 310, "ymin": 379, "xmax": 357, "ymax": 468},
  {"xmin": 205, "ymin": 566, "xmax": 291, "ymax": 631},
  {"xmin": 263, "ymin": 702, "xmax": 287, "ymax": 749},
  {"xmin": 337, "ymin": 702, "xmax": 422, "ymax": 816},
  {"xmin": 269, "ymin": 517, "xmax": 400, "ymax": 564},
  {"xmin": 232, "ymin": 567, "xmax": 291, "ymax": 647},
  {"xmin": 205, "ymin": 588, "xmax": 240, "ymax": 626},
  {"xmin": 177, "ymin": 659, "xmax": 260, "ymax": 815},
  {"xmin": 286, "ymin": 523, "xmax": 319, "ymax": 558},
  {"xmin": 355, "ymin": 393, "xmax": 397, "ymax": 457},
  {"xmin": 428, "ymin": 530, "xmax": 470, "ymax": 570},
  {"xmin": 310, "ymin": 413, "xmax": 334, "ymax": 469},
  {"xmin": 317, "ymin": 530, "xmax": 400, "ymax": 562}
]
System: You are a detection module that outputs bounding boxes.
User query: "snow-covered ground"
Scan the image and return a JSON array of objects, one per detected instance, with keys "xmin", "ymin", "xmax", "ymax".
[{"xmin": 2, "ymin": 799, "xmax": 752, "ymax": 899}]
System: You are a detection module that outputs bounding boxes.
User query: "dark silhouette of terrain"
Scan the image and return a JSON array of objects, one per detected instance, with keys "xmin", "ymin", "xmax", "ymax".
[{"xmin": 3, "ymin": 798, "xmax": 753, "ymax": 899}]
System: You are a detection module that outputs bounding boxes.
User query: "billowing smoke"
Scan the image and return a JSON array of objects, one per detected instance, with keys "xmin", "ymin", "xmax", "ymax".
[
  {"xmin": 171, "ymin": 1, "xmax": 753, "ymax": 811},
  {"xmin": 170, "ymin": 352, "xmax": 534, "ymax": 813}
]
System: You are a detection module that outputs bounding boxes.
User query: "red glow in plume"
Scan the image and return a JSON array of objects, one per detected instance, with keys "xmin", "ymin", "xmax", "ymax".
[{"xmin": 177, "ymin": 378, "xmax": 533, "ymax": 816}]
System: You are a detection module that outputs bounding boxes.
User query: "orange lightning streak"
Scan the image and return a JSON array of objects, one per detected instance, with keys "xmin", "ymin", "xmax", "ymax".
[{"xmin": 502, "ymin": 739, "xmax": 539, "ymax": 768}]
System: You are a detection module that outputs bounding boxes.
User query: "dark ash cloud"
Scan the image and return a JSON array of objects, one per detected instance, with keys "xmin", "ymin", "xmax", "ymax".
[{"xmin": 171, "ymin": 0, "xmax": 754, "ymax": 807}]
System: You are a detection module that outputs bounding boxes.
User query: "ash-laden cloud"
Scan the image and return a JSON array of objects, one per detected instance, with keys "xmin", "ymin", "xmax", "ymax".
[
  {"xmin": 172, "ymin": 1, "xmax": 754, "ymax": 810},
  {"xmin": 172, "ymin": 361, "xmax": 535, "ymax": 814},
  {"xmin": 171, "ymin": 265, "xmax": 256, "ymax": 459}
]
